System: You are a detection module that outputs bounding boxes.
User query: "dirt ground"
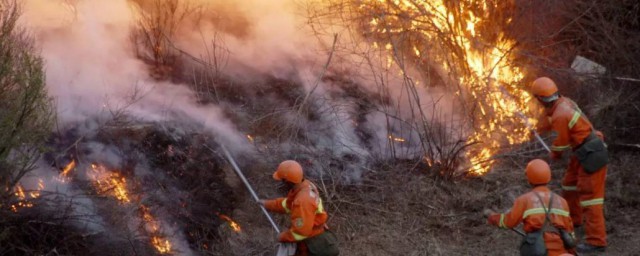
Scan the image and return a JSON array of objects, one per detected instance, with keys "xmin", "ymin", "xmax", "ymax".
[{"xmin": 217, "ymin": 151, "xmax": 640, "ymax": 256}]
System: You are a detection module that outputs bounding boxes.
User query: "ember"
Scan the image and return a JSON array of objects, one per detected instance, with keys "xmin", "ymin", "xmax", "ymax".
[
  {"xmin": 10, "ymin": 180, "xmax": 45, "ymax": 212},
  {"xmin": 388, "ymin": 135, "xmax": 406, "ymax": 143},
  {"xmin": 141, "ymin": 205, "xmax": 173, "ymax": 253},
  {"xmin": 218, "ymin": 213, "xmax": 242, "ymax": 233}
]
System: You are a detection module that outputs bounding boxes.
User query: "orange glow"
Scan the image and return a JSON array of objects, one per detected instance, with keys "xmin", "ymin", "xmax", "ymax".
[
  {"xmin": 151, "ymin": 236, "xmax": 172, "ymax": 254},
  {"xmin": 140, "ymin": 205, "xmax": 173, "ymax": 254},
  {"xmin": 218, "ymin": 213, "xmax": 242, "ymax": 233},
  {"xmin": 140, "ymin": 205, "xmax": 160, "ymax": 232},
  {"xmin": 388, "ymin": 135, "xmax": 406, "ymax": 143},
  {"xmin": 88, "ymin": 163, "xmax": 173, "ymax": 254},
  {"xmin": 61, "ymin": 160, "xmax": 76, "ymax": 177},
  {"xmin": 10, "ymin": 181, "xmax": 44, "ymax": 212},
  {"xmin": 360, "ymin": 1, "xmax": 534, "ymax": 175},
  {"xmin": 246, "ymin": 134, "xmax": 254, "ymax": 143},
  {"xmin": 15, "ymin": 185, "xmax": 26, "ymax": 199},
  {"xmin": 89, "ymin": 164, "xmax": 131, "ymax": 203}
]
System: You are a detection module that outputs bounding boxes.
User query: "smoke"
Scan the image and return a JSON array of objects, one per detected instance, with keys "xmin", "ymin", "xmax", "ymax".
[
  {"xmin": 13, "ymin": 0, "xmax": 462, "ymax": 253},
  {"xmin": 19, "ymin": 0, "xmax": 244, "ymax": 151}
]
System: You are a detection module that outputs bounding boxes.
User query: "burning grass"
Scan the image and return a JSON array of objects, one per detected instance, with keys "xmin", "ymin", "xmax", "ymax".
[
  {"xmin": 101, "ymin": 124, "xmax": 241, "ymax": 253},
  {"xmin": 4, "ymin": 0, "xmax": 640, "ymax": 254},
  {"xmin": 0, "ymin": 122, "xmax": 244, "ymax": 255}
]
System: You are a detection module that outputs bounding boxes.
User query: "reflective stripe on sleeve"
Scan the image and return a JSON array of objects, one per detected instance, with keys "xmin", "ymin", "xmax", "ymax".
[
  {"xmin": 499, "ymin": 214, "xmax": 506, "ymax": 228},
  {"xmin": 580, "ymin": 198, "xmax": 604, "ymax": 207},
  {"xmin": 562, "ymin": 185, "xmax": 578, "ymax": 191},
  {"xmin": 282, "ymin": 198, "xmax": 290, "ymax": 214},
  {"xmin": 551, "ymin": 145, "xmax": 571, "ymax": 151},
  {"xmin": 291, "ymin": 231, "xmax": 308, "ymax": 241},
  {"xmin": 569, "ymin": 111, "xmax": 581, "ymax": 129}
]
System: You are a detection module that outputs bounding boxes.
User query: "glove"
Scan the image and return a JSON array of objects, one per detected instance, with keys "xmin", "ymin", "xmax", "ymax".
[
  {"xmin": 277, "ymin": 231, "xmax": 289, "ymax": 242},
  {"xmin": 487, "ymin": 214, "xmax": 501, "ymax": 226},
  {"xmin": 482, "ymin": 208, "xmax": 496, "ymax": 218},
  {"xmin": 257, "ymin": 199, "xmax": 267, "ymax": 206}
]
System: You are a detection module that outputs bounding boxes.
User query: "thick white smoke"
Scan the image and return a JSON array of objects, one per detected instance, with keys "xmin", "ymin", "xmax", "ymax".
[{"xmin": 15, "ymin": 0, "xmax": 460, "ymax": 253}]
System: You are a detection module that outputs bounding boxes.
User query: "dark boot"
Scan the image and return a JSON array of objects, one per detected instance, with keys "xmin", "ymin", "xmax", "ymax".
[{"xmin": 576, "ymin": 243, "xmax": 606, "ymax": 253}]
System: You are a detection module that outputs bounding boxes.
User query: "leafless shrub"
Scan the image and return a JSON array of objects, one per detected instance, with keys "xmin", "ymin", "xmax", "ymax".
[
  {"xmin": 303, "ymin": 0, "xmax": 491, "ymax": 177},
  {"xmin": 130, "ymin": 0, "xmax": 196, "ymax": 80},
  {"xmin": 559, "ymin": 0, "xmax": 640, "ymax": 143}
]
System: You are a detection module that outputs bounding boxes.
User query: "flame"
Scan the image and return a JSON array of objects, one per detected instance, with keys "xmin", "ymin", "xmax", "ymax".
[
  {"xmin": 218, "ymin": 213, "xmax": 241, "ymax": 233},
  {"xmin": 10, "ymin": 180, "xmax": 44, "ymax": 212},
  {"xmin": 89, "ymin": 164, "xmax": 131, "ymax": 203},
  {"xmin": 246, "ymin": 134, "xmax": 254, "ymax": 143},
  {"xmin": 140, "ymin": 205, "xmax": 173, "ymax": 254},
  {"xmin": 151, "ymin": 236, "xmax": 172, "ymax": 254},
  {"xmin": 61, "ymin": 160, "xmax": 76, "ymax": 177},
  {"xmin": 141, "ymin": 205, "xmax": 160, "ymax": 232},
  {"xmin": 388, "ymin": 135, "xmax": 406, "ymax": 143},
  {"xmin": 359, "ymin": 0, "xmax": 534, "ymax": 175},
  {"xmin": 15, "ymin": 185, "xmax": 26, "ymax": 199},
  {"xmin": 88, "ymin": 163, "xmax": 173, "ymax": 254}
]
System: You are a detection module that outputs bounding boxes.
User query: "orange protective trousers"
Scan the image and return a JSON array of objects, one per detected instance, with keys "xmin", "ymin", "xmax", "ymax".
[{"xmin": 561, "ymin": 156, "xmax": 607, "ymax": 247}]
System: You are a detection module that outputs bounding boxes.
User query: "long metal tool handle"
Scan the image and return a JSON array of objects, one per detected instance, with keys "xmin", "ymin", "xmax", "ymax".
[
  {"xmin": 497, "ymin": 85, "xmax": 551, "ymax": 152},
  {"xmin": 212, "ymin": 144, "xmax": 281, "ymax": 234},
  {"xmin": 514, "ymin": 110, "xmax": 551, "ymax": 153},
  {"xmin": 511, "ymin": 228, "xmax": 526, "ymax": 237},
  {"xmin": 533, "ymin": 130, "xmax": 551, "ymax": 153}
]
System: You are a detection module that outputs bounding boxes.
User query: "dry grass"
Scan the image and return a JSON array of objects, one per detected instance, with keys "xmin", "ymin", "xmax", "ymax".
[{"xmin": 212, "ymin": 150, "xmax": 640, "ymax": 255}]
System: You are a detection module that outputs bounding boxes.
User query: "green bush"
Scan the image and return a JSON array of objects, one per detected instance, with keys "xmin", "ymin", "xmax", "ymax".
[{"xmin": 0, "ymin": 1, "xmax": 54, "ymax": 201}]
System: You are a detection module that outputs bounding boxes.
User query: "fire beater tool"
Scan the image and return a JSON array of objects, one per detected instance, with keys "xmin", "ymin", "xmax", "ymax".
[{"xmin": 210, "ymin": 144, "xmax": 297, "ymax": 256}]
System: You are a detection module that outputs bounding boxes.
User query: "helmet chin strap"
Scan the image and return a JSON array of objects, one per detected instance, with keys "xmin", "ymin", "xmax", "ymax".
[
  {"xmin": 277, "ymin": 180, "xmax": 296, "ymax": 194},
  {"xmin": 536, "ymin": 93, "xmax": 560, "ymax": 108}
]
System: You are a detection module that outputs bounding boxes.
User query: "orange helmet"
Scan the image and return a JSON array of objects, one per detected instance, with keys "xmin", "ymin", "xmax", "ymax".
[
  {"xmin": 525, "ymin": 159, "xmax": 551, "ymax": 185},
  {"xmin": 531, "ymin": 77, "xmax": 559, "ymax": 102},
  {"xmin": 272, "ymin": 160, "xmax": 303, "ymax": 184}
]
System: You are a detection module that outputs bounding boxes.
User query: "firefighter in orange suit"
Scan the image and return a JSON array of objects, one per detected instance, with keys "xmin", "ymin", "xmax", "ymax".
[
  {"xmin": 531, "ymin": 77, "xmax": 607, "ymax": 253},
  {"xmin": 259, "ymin": 160, "xmax": 339, "ymax": 256},
  {"xmin": 488, "ymin": 159, "xmax": 575, "ymax": 256}
]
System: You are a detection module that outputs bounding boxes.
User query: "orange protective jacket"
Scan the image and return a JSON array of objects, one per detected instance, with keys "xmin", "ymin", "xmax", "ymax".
[
  {"xmin": 537, "ymin": 96, "xmax": 608, "ymax": 247},
  {"xmin": 489, "ymin": 186, "xmax": 574, "ymax": 255},
  {"xmin": 264, "ymin": 179, "xmax": 328, "ymax": 242},
  {"xmin": 536, "ymin": 96, "xmax": 593, "ymax": 157}
]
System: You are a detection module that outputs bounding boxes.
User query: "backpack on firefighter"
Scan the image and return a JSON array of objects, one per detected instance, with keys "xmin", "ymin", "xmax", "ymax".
[{"xmin": 520, "ymin": 193, "xmax": 576, "ymax": 256}]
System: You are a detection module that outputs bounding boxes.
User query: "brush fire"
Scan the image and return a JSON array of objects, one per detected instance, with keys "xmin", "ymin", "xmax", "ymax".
[
  {"xmin": 87, "ymin": 163, "xmax": 177, "ymax": 254},
  {"xmin": 359, "ymin": 0, "xmax": 535, "ymax": 175},
  {"xmin": 5, "ymin": 0, "xmax": 620, "ymax": 254}
]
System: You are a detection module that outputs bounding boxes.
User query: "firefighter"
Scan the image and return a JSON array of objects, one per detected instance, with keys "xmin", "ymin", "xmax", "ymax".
[
  {"xmin": 487, "ymin": 159, "xmax": 575, "ymax": 256},
  {"xmin": 259, "ymin": 160, "xmax": 339, "ymax": 256},
  {"xmin": 531, "ymin": 77, "xmax": 608, "ymax": 253}
]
